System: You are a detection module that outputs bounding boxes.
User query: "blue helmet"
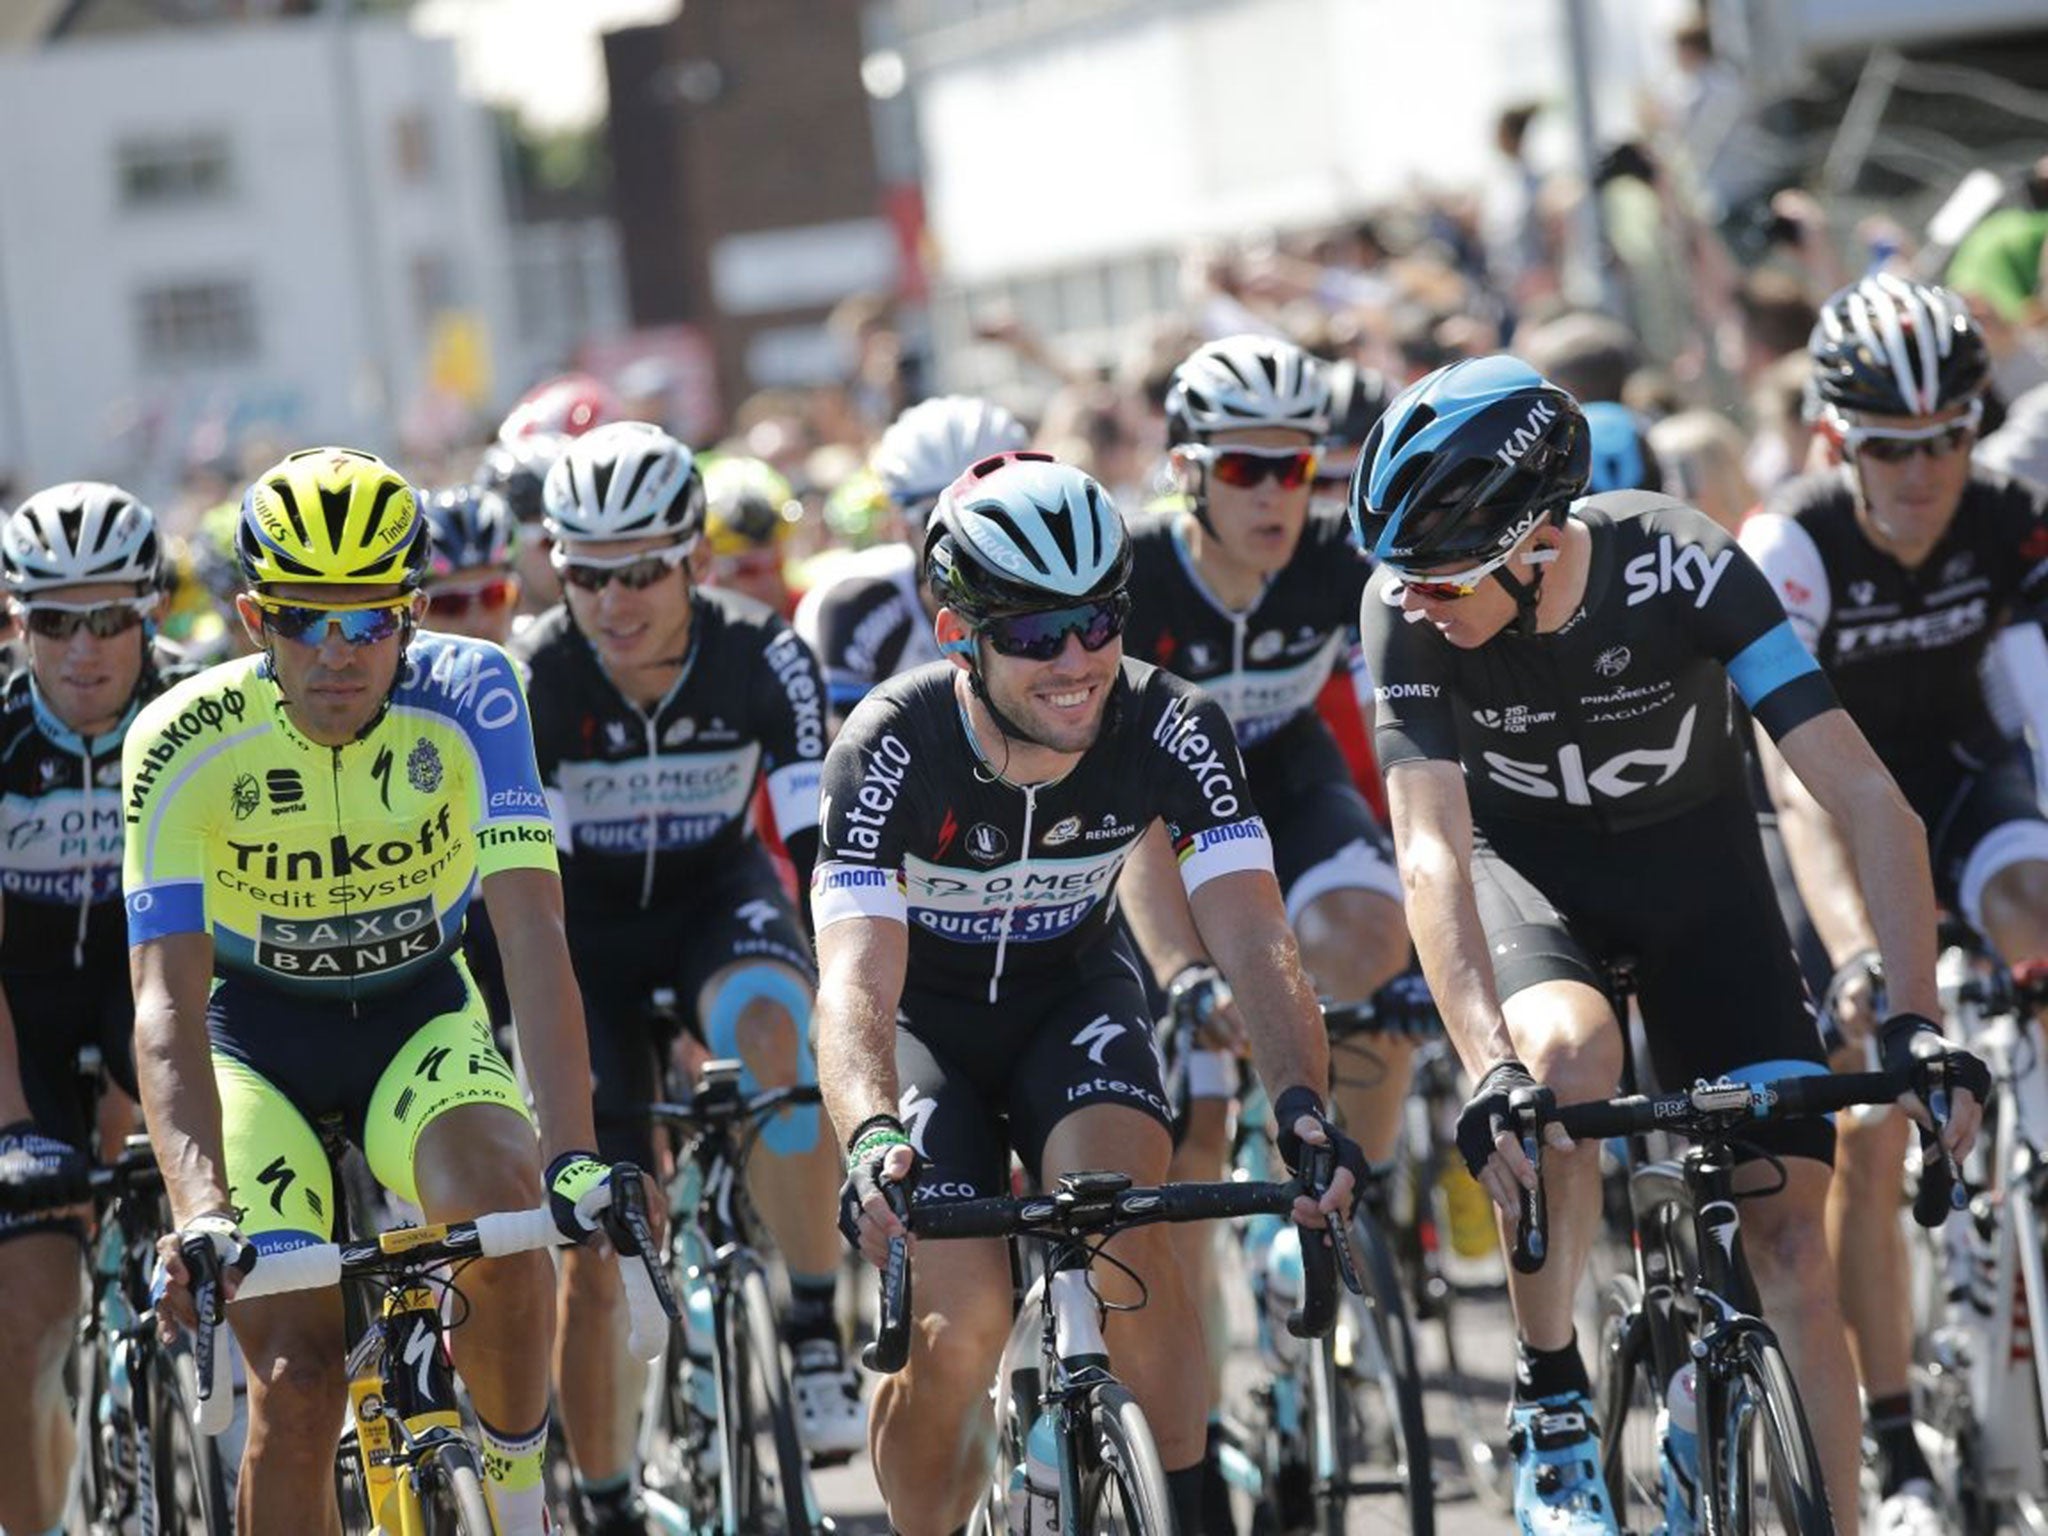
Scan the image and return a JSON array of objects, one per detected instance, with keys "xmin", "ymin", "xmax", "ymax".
[
  {"xmin": 1349, "ymin": 355, "xmax": 1588, "ymax": 567},
  {"xmin": 423, "ymin": 484, "xmax": 518, "ymax": 578},
  {"xmin": 1582, "ymin": 401, "xmax": 1664, "ymax": 494}
]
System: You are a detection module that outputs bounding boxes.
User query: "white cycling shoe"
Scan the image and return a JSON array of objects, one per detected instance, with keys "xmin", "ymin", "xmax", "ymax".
[
  {"xmin": 1874, "ymin": 1478, "xmax": 1946, "ymax": 1536},
  {"xmin": 791, "ymin": 1336, "xmax": 866, "ymax": 1462}
]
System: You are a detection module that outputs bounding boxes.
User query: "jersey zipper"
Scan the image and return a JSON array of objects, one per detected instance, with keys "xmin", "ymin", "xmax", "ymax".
[
  {"xmin": 988, "ymin": 783, "xmax": 1038, "ymax": 1005},
  {"xmin": 639, "ymin": 711, "xmax": 660, "ymax": 908},
  {"xmin": 330, "ymin": 746, "xmax": 358, "ymax": 1018},
  {"xmin": 72, "ymin": 740, "xmax": 94, "ymax": 970},
  {"xmin": 1228, "ymin": 612, "xmax": 1247, "ymax": 724}
]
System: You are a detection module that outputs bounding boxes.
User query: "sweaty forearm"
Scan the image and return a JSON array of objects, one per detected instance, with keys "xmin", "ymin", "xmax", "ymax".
[
  {"xmin": 1405, "ymin": 860, "xmax": 1517, "ymax": 1081},
  {"xmin": 134, "ymin": 1001, "xmax": 232, "ymax": 1226},
  {"xmin": 1843, "ymin": 785, "xmax": 1940, "ymax": 1018}
]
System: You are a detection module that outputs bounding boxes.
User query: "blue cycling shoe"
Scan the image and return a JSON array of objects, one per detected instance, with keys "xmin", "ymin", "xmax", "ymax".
[{"xmin": 1508, "ymin": 1393, "xmax": 1620, "ymax": 1535}]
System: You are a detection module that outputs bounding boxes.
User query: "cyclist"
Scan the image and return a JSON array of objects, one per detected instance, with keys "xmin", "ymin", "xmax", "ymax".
[
  {"xmin": 1740, "ymin": 273, "xmax": 2048, "ymax": 1533},
  {"xmin": 793, "ymin": 394, "xmax": 1029, "ymax": 733},
  {"xmin": 701, "ymin": 454, "xmax": 804, "ymax": 615},
  {"xmin": 499, "ymin": 370, "xmax": 619, "ymax": 446},
  {"xmin": 514, "ymin": 421, "xmax": 851, "ymax": 1530},
  {"xmin": 1120, "ymin": 336, "xmax": 1412, "ymax": 1510},
  {"xmin": 821, "ymin": 451, "xmax": 1364, "ymax": 1536},
  {"xmin": 124, "ymin": 447, "xmax": 619, "ymax": 1536},
  {"xmin": 477, "ymin": 433, "xmax": 568, "ymax": 618},
  {"xmin": 421, "ymin": 483, "xmax": 521, "ymax": 645},
  {"xmin": 0, "ymin": 482, "xmax": 182, "ymax": 1536},
  {"xmin": 1352, "ymin": 355, "xmax": 1986, "ymax": 1536}
]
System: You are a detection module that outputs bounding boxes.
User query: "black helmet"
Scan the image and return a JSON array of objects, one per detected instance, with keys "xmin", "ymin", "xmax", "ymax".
[
  {"xmin": 1809, "ymin": 274, "xmax": 1989, "ymax": 418},
  {"xmin": 1350, "ymin": 356, "xmax": 1588, "ymax": 567}
]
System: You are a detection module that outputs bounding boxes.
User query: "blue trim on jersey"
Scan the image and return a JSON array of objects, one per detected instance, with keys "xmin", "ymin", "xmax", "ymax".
[
  {"xmin": 1726, "ymin": 622, "xmax": 1820, "ymax": 710},
  {"xmin": 395, "ymin": 635, "xmax": 549, "ymax": 815},
  {"xmin": 125, "ymin": 878, "xmax": 205, "ymax": 940}
]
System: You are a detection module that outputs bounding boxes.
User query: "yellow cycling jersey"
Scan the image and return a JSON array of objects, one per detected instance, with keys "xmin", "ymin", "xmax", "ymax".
[{"xmin": 121, "ymin": 631, "xmax": 557, "ymax": 1000}]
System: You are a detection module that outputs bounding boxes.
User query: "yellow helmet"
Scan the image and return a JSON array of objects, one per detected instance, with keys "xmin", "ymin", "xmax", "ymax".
[
  {"xmin": 702, "ymin": 455, "xmax": 801, "ymax": 557},
  {"xmin": 236, "ymin": 447, "xmax": 428, "ymax": 590}
]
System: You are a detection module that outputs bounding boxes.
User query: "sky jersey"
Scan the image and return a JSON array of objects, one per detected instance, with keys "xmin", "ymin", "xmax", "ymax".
[
  {"xmin": 1741, "ymin": 466, "xmax": 2048, "ymax": 775},
  {"xmin": 811, "ymin": 659, "xmax": 1272, "ymax": 1002},
  {"xmin": 792, "ymin": 543, "xmax": 938, "ymax": 716},
  {"xmin": 514, "ymin": 586, "xmax": 827, "ymax": 910},
  {"xmin": 0, "ymin": 652, "xmax": 189, "ymax": 976},
  {"xmin": 1123, "ymin": 505, "xmax": 1371, "ymax": 750},
  {"xmin": 1361, "ymin": 497, "xmax": 1838, "ymax": 834},
  {"xmin": 121, "ymin": 632, "xmax": 558, "ymax": 1000}
]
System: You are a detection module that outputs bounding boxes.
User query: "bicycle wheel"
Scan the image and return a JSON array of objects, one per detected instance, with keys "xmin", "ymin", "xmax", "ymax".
[
  {"xmin": 1595, "ymin": 1273, "xmax": 1666, "ymax": 1532},
  {"xmin": 419, "ymin": 1441, "xmax": 496, "ymax": 1536},
  {"xmin": 1313, "ymin": 1209, "xmax": 1434, "ymax": 1533},
  {"xmin": 716, "ymin": 1259, "xmax": 814, "ymax": 1534},
  {"xmin": 150, "ymin": 1338, "xmax": 235, "ymax": 1535},
  {"xmin": 1078, "ymin": 1383, "xmax": 1175, "ymax": 1535},
  {"xmin": 1714, "ymin": 1330, "xmax": 1832, "ymax": 1536}
]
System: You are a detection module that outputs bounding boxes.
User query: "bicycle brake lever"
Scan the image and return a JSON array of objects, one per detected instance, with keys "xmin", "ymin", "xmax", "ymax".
[
  {"xmin": 1302, "ymin": 1143, "xmax": 1363, "ymax": 1297},
  {"xmin": 862, "ymin": 1181, "xmax": 913, "ymax": 1374},
  {"xmin": 607, "ymin": 1163, "xmax": 680, "ymax": 1320},
  {"xmin": 1507, "ymin": 1086, "xmax": 1550, "ymax": 1275}
]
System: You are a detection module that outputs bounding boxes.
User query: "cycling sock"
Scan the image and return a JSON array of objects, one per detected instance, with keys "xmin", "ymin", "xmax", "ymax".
[
  {"xmin": 475, "ymin": 1413, "xmax": 549, "ymax": 1536},
  {"xmin": 1201, "ymin": 1419, "xmax": 1235, "ymax": 1536},
  {"xmin": 1513, "ymin": 1333, "xmax": 1592, "ymax": 1403},
  {"xmin": 1168, "ymin": 1462, "xmax": 1206, "ymax": 1535},
  {"xmin": 1869, "ymin": 1391, "xmax": 1933, "ymax": 1494},
  {"xmin": 784, "ymin": 1271, "xmax": 840, "ymax": 1343}
]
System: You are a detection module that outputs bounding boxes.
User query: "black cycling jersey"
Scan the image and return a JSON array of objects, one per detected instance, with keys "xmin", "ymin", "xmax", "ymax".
[
  {"xmin": 1363, "ymin": 497, "xmax": 1839, "ymax": 834},
  {"xmin": 0, "ymin": 653, "xmax": 185, "ymax": 977},
  {"xmin": 1123, "ymin": 506, "xmax": 1369, "ymax": 750},
  {"xmin": 811, "ymin": 659, "xmax": 1272, "ymax": 1002},
  {"xmin": 515, "ymin": 587, "xmax": 827, "ymax": 909},
  {"xmin": 1742, "ymin": 465, "xmax": 2048, "ymax": 780},
  {"xmin": 792, "ymin": 544, "xmax": 936, "ymax": 720}
]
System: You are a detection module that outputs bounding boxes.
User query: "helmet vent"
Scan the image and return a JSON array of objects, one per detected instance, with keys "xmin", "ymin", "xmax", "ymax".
[
  {"xmin": 358, "ymin": 478, "xmax": 404, "ymax": 551},
  {"xmin": 1387, "ymin": 404, "xmax": 1437, "ymax": 456},
  {"xmin": 971, "ymin": 505, "xmax": 1052, "ymax": 575},
  {"xmin": 318, "ymin": 484, "xmax": 354, "ymax": 551},
  {"xmin": 616, "ymin": 453, "xmax": 658, "ymax": 512},
  {"xmin": 270, "ymin": 479, "xmax": 311, "ymax": 548}
]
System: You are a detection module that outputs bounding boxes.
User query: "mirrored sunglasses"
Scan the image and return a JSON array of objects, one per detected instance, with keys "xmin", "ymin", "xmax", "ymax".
[
  {"xmin": 982, "ymin": 593, "xmax": 1131, "ymax": 661},
  {"xmin": 1188, "ymin": 445, "xmax": 1319, "ymax": 490},
  {"xmin": 254, "ymin": 596, "xmax": 413, "ymax": 646},
  {"xmin": 1388, "ymin": 542, "xmax": 1558, "ymax": 603},
  {"xmin": 22, "ymin": 597, "xmax": 154, "ymax": 640},
  {"xmin": 426, "ymin": 576, "xmax": 517, "ymax": 618},
  {"xmin": 551, "ymin": 545, "xmax": 691, "ymax": 592},
  {"xmin": 1844, "ymin": 400, "xmax": 1982, "ymax": 465}
]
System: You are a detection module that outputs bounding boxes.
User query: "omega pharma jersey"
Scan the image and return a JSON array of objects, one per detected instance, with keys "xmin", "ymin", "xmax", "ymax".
[
  {"xmin": 1360, "ymin": 497, "xmax": 1838, "ymax": 833},
  {"xmin": 1122, "ymin": 505, "xmax": 1370, "ymax": 749},
  {"xmin": 811, "ymin": 660, "xmax": 1272, "ymax": 1002},
  {"xmin": 121, "ymin": 633, "xmax": 558, "ymax": 1000}
]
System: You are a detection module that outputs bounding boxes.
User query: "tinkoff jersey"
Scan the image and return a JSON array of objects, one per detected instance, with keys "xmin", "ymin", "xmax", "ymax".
[{"xmin": 121, "ymin": 633, "xmax": 557, "ymax": 1001}]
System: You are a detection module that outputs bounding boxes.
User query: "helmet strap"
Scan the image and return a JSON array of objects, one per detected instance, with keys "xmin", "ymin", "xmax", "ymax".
[{"xmin": 1491, "ymin": 513, "xmax": 1566, "ymax": 638}]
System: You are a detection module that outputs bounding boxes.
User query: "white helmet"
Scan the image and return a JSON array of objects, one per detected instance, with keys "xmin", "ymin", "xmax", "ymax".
[
  {"xmin": 542, "ymin": 421, "xmax": 705, "ymax": 545},
  {"xmin": 1166, "ymin": 334, "xmax": 1330, "ymax": 442},
  {"xmin": 924, "ymin": 452, "xmax": 1130, "ymax": 621},
  {"xmin": 2, "ymin": 481, "xmax": 161, "ymax": 594},
  {"xmin": 872, "ymin": 395, "xmax": 1030, "ymax": 517}
]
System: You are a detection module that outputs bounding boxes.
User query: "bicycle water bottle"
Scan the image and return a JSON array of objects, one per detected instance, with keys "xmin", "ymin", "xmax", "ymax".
[
  {"xmin": 1259, "ymin": 1221, "xmax": 1305, "ymax": 1369},
  {"xmin": 1007, "ymin": 1409, "xmax": 1060, "ymax": 1535},
  {"xmin": 1659, "ymin": 1362, "xmax": 1699, "ymax": 1536}
]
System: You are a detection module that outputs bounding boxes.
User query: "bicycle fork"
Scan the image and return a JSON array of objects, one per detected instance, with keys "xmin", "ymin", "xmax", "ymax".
[{"xmin": 345, "ymin": 1283, "xmax": 465, "ymax": 1534}]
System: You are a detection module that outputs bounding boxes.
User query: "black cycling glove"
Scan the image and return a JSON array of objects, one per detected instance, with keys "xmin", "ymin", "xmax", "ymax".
[
  {"xmin": 1270, "ymin": 1086, "xmax": 1369, "ymax": 1195},
  {"xmin": 1878, "ymin": 1012, "xmax": 1991, "ymax": 1104},
  {"xmin": 838, "ymin": 1116, "xmax": 921, "ymax": 1247},
  {"xmin": 1455, "ymin": 1059, "xmax": 1539, "ymax": 1179}
]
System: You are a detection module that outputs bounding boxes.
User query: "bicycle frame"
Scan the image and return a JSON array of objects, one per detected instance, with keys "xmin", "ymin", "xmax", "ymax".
[{"xmin": 340, "ymin": 1274, "xmax": 473, "ymax": 1535}]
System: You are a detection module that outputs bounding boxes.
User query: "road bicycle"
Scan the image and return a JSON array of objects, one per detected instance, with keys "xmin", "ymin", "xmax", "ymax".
[
  {"xmin": 1910, "ymin": 946, "xmax": 2048, "ymax": 1534},
  {"xmin": 864, "ymin": 1157, "xmax": 1350, "ymax": 1536},
  {"xmin": 1509, "ymin": 1062, "xmax": 1962, "ymax": 1535},
  {"xmin": 637, "ymin": 1057, "xmax": 824, "ymax": 1535},
  {"xmin": 191, "ymin": 1175, "xmax": 671, "ymax": 1536}
]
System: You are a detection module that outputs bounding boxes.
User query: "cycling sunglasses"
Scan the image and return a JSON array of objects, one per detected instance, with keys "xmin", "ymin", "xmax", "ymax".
[
  {"xmin": 1389, "ymin": 543, "xmax": 1557, "ymax": 603},
  {"xmin": 22, "ymin": 596, "xmax": 154, "ymax": 641},
  {"xmin": 426, "ymin": 575, "xmax": 517, "ymax": 619},
  {"xmin": 1844, "ymin": 400, "xmax": 1982, "ymax": 465},
  {"xmin": 1185, "ymin": 444, "xmax": 1320, "ymax": 490},
  {"xmin": 982, "ymin": 593, "xmax": 1131, "ymax": 661},
  {"xmin": 252, "ymin": 595, "xmax": 413, "ymax": 646},
  {"xmin": 551, "ymin": 544, "xmax": 692, "ymax": 592}
]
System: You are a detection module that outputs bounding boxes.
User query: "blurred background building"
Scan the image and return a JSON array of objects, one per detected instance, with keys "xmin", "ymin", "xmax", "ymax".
[{"xmin": 0, "ymin": 0, "xmax": 2043, "ymax": 509}]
